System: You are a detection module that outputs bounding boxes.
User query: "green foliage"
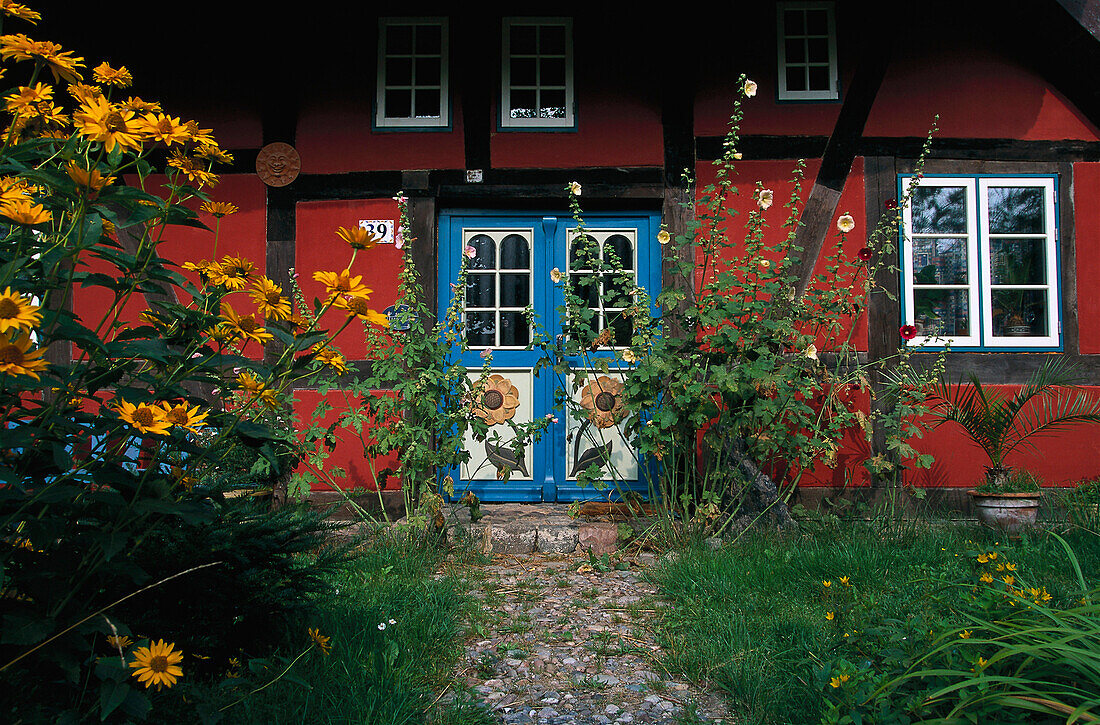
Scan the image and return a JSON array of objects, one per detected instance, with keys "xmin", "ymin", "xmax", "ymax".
[
  {"xmin": 922, "ymin": 357, "xmax": 1100, "ymax": 483},
  {"xmin": 973, "ymin": 469, "xmax": 1041, "ymax": 494}
]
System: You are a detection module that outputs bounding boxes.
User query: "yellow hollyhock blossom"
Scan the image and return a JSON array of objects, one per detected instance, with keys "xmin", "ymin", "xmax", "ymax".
[
  {"xmin": 129, "ymin": 640, "xmax": 183, "ymax": 690},
  {"xmin": 308, "ymin": 628, "xmax": 332, "ymax": 655},
  {"xmin": 0, "ymin": 333, "xmax": 46, "ymax": 379},
  {"xmin": 113, "ymin": 399, "xmax": 172, "ymax": 436},
  {"xmin": 219, "ymin": 303, "xmax": 273, "ymax": 345},
  {"xmin": 92, "ymin": 62, "xmax": 132, "ymax": 88},
  {"xmin": 0, "ymin": 287, "xmax": 40, "ymax": 333},
  {"xmin": 0, "ymin": 34, "xmax": 84, "ymax": 83},
  {"xmin": 137, "ymin": 112, "xmax": 189, "ymax": 146},
  {"xmin": 159, "ymin": 401, "xmax": 209, "ymax": 434},
  {"xmin": 200, "ymin": 200, "xmax": 238, "ymax": 218},
  {"xmin": 5, "ymin": 82, "xmax": 52, "ymax": 114},
  {"xmin": 73, "ymin": 96, "xmax": 142, "ymax": 154},
  {"xmin": 0, "ymin": 198, "xmax": 50, "ymax": 225},
  {"xmin": 336, "ymin": 225, "xmax": 382, "ymax": 251},
  {"xmin": 314, "ymin": 269, "xmax": 372, "ymax": 303},
  {"xmin": 249, "ymin": 277, "xmax": 292, "ymax": 321}
]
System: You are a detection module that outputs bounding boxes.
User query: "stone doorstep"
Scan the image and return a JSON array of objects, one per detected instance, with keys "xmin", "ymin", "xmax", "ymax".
[{"xmin": 446, "ymin": 504, "xmax": 648, "ymax": 556}]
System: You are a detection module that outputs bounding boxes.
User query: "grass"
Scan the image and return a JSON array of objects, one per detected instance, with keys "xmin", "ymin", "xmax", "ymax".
[
  {"xmin": 165, "ymin": 532, "xmax": 492, "ymax": 724},
  {"xmin": 647, "ymin": 518, "xmax": 1100, "ymax": 725}
]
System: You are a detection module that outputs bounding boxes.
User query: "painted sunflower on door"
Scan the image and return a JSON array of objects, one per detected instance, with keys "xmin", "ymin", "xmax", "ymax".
[
  {"xmin": 471, "ymin": 373, "xmax": 529, "ymax": 478},
  {"xmin": 571, "ymin": 375, "xmax": 627, "ymax": 478}
]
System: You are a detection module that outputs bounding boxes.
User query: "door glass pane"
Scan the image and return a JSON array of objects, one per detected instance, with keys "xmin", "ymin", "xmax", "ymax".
[
  {"xmin": 415, "ymin": 57, "xmax": 441, "ymax": 86},
  {"xmin": 510, "ymin": 25, "xmax": 536, "ymax": 53},
  {"xmin": 911, "ymin": 186, "xmax": 968, "ymax": 234},
  {"xmin": 511, "ymin": 57, "xmax": 537, "ymax": 86},
  {"xmin": 539, "ymin": 25, "xmax": 566, "ymax": 55},
  {"xmin": 990, "ymin": 238, "xmax": 1046, "ymax": 285},
  {"xmin": 806, "ymin": 8, "xmax": 828, "ymax": 35},
  {"xmin": 785, "ymin": 38, "xmax": 805, "ymax": 63},
  {"xmin": 992, "ymin": 289, "xmax": 1048, "ymax": 337},
  {"xmin": 499, "ymin": 234, "xmax": 530, "ymax": 269},
  {"xmin": 606, "ymin": 312, "xmax": 633, "ymax": 346},
  {"xmin": 785, "ymin": 9, "xmax": 805, "ymax": 34},
  {"xmin": 603, "ymin": 273, "xmax": 634, "ymax": 309},
  {"xmin": 570, "ymin": 274, "xmax": 600, "ymax": 308},
  {"xmin": 387, "ymin": 25, "xmax": 413, "ymax": 54},
  {"xmin": 499, "ymin": 311, "xmax": 530, "ymax": 346},
  {"xmin": 466, "ymin": 273, "xmax": 494, "ymax": 308},
  {"xmin": 988, "ymin": 187, "xmax": 1045, "ymax": 234},
  {"xmin": 499, "ymin": 273, "xmax": 529, "ymax": 307},
  {"xmin": 466, "ymin": 312, "xmax": 495, "ymax": 347},
  {"xmin": 569, "ymin": 235, "xmax": 598, "ymax": 269},
  {"xmin": 911, "ymin": 238, "xmax": 968, "ymax": 285},
  {"xmin": 913, "ymin": 289, "xmax": 970, "ymax": 337},
  {"xmin": 510, "ymin": 89, "xmax": 536, "ymax": 118},
  {"xmin": 466, "ymin": 234, "xmax": 495, "ymax": 270},
  {"xmin": 603, "ymin": 235, "xmax": 633, "ymax": 269}
]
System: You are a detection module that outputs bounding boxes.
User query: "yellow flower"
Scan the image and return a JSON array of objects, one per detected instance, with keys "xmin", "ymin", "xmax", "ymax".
[
  {"xmin": 0, "ymin": 333, "xmax": 46, "ymax": 379},
  {"xmin": 550, "ymin": 267, "xmax": 563, "ymax": 283},
  {"xmin": 1002, "ymin": 575, "xmax": 1015, "ymax": 587},
  {"xmin": 828, "ymin": 674, "xmax": 849, "ymax": 688},
  {"xmin": 988, "ymin": 552, "xmax": 998, "ymax": 560},
  {"xmin": 839, "ymin": 576, "xmax": 851, "ymax": 587},
  {"xmin": 568, "ymin": 181, "xmax": 582, "ymax": 196},
  {"xmin": 73, "ymin": 96, "xmax": 143, "ymax": 154},
  {"xmin": 137, "ymin": 112, "xmax": 190, "ymax": 146},
  {"xmin": 757, "ymin": 188, "xmax": 773, "ymax": 210},
  {"xmin": 336, "ymin": 225, "xmax": 382, "ymax": 251},
  {"xmin": 235, "ymin": 371, "xmax": 266, "ymax": 396},
  {"xmin": 995, "ymin": 563, "xmax": 1005, "ymax": 572},
  {"xmin": 114, "ymin": 399, "xmax": 171, "ymax": 436},
  {"xmin": 5, "ymin": 82, "xmax": 52, "ymax": 113},
  {"xmin": 979, "ymin": 572, "xmax": 994, "ymax": 584},
  {"xmin": 200, "ymin": 201, "xmax": 238, "ymax": 218},
  {"xmin": 219, "ymin": 303, "xmax": 273, "ymax": 345},
  {"xmin": 343, "ymin": 296, "xmax": 389, "ymax": 327},
  {"xmin": 209, "ymin": 256, "xmax": 254, "ymax": 290},
  {"xmin": 106, "ymin": 635, "xmax": 133, "ymax": 650},
  {"xmin": 313, "ymin": 345, "xmax": 349, "ymax": 374},
  {"xmin": 0, "ymin": 198, "xmax": 50, "ymax": 225},
  {"xmin": 92, "ymin": 62, "xmax": 132, "ymax": 88},
  {"xmin": 129, "ymin": 639, "xmax": 183, "ymax": 690},
  {"xmin": 249, "ymin": 277, "xmax": 292, "ymax": 321},
  {"xmin": 836, "ymin": 214, "xmax": 856, "ymax": 233},
  {"xmin": 959, "ymin": 630, "xmax": 971, "ymax": 639},
  {"xmin": 0, "ymin": 287, "xmax": 40, "ymax": 334},
  {"xmin": 119, "ymin": 96, "xmax": 161, "ymax": 114},
  {"xmin": 0, "ymin": 34, "xmax": 84, "ymax": 83},
  {"xmin": 308, "ymin": 627, "xmax": 331, "ymax": 655},
  {"xmin": 822, "ymin": 580, "xmax": 832, "ymax": 588},
  {"xmin": 65, "ymin": 161, "xmax": 114, "ymax": 197},
  {"xmin": 1005, "ymin": 562, "xmax": 1017, "ymax": 572},
  {"xmin": 657, "ymin": 229, "xmax": 670, "ymax": 245},
  {"xmin": 825, "ymin": 611, "xmax": 834, "ymax": 621},
  {"xmin": 159, "ymin": 401, "xmax": 209, "ymax": 434},
  {"xmin": 975, "ymin": 656, "xmax": 988, "ymax": 671},
  {"xmin": 977, "ymin": 554, "xmax": 989, "ymax": 564},
  {"xmin": 68, "ymin": 83, "xmax": 103, "ymax": 106},
  {"xmin": 472, "ymin": 373, "xmax": 521, "ymax": 426},
  {"xmin": 621, "ymin": 348, "xmax": 637, "ymax": 363},
  {"xmin": 314, "ymin": 269, "xmax": 371, "ymax": 303},
  {"xmin": 0, "ymin": 1, "xmax": 41, "ymax": 23}
]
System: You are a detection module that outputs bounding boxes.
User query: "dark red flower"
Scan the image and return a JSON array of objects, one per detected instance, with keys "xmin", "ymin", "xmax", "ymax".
[
  {"xmin": 884, "ymin": 198, "xmax": 897, "ymax": 210},
  {"xmin": 848, "ymin": 382, "xmax": 861, "ymax": 392},
  {"xmin": 900, "ymin": 325, "xmax": 918, "ymax": 340},
  {"xmin": 857, "ymin": 247, "xmax": 873, "ymax": 262}
]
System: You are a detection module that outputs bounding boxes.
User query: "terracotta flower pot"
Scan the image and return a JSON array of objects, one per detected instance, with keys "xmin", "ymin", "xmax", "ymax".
[{"xmin": 968, "ymin": 491, "xmax": 1041, "ymax": 533}]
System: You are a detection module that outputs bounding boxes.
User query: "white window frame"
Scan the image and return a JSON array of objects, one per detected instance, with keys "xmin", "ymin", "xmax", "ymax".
[
  {"xmin": 501, "ymin": 17, "xmax": 574, "ymax": 129},
  {"xmin": 566, "ymin": 228, "xmax": 637, "ymax": 350},
  {"xmin": 776, "ymin": 1, "xmax": 839, "ymax": 101},
  {"xmin": 900, "ymin": 175, "xmax": 1060, "ymax": 350},
  {"xmin": 462, "ymin": 229, "xmax": 533, "ymax": 350},
  {"xmin": 376, "ymin": 17, "xmax": 450, "ymax": 128}
]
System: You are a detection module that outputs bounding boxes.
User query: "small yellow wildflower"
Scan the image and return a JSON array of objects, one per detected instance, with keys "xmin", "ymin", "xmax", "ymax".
[
  {"xmin": 129, "ymin": 639, "xmax": 183, "ymax": 690},
  {"xmin": 828, "ymin": 674, "xmax": 850, "ymax": 688},
  {"xmin": 308, "ymin": 627, "xmax": 331, "ymax": 655},
  {"xmin": 959, "ymin": 630, "xmax": 971, "ymax": 639},
  {"xmin": 839, "ymin": 576, "xmax": 851, "ymax": 587},
  {"xmin": 825, "ymin": 611, "xmax": 834, "ymax": 621},
  {"xmin": 822, "ymin": 580, "xmax": 831, "ymax": 588},
  {"xmin": 980, "ymin": 572, "xmax": 994, "ymax": 584}
]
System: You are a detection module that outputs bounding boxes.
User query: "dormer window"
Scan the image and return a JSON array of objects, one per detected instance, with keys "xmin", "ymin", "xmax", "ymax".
[{"xmin": 777, "ymin": 2, "xmax": 838, "ymax": 101}]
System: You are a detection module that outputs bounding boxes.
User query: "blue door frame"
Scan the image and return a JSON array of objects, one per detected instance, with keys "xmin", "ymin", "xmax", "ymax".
[{"xmin": 438, "ymin": 210, "xmax": 661, "ymax": 503}]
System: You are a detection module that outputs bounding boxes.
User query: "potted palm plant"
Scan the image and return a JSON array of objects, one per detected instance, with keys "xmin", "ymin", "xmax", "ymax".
[{"xmin": 925, "ymin": 358, "xmax": 1100, "ymax": 531}]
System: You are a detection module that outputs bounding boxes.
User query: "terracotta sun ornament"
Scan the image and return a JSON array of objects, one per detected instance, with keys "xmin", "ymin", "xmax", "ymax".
[
  {"xmin": 580, "ymin": 375, "xmax": 625, "ymax": 429},
  {"xmin": 473, "ymin": 373, "xmax": 520, "ymax": 426}
]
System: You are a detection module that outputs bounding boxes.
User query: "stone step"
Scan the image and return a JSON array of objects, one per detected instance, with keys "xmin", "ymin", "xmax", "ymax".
[{"xmin": 445, "ymin": 503, "xmax": 654, "ymax": 556}]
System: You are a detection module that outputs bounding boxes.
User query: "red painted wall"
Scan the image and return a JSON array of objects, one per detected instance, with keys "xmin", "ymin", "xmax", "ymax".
[
  {"xmin": 1074, "ymin": 162, "xmax": 1100, "ymax": 353},
  {"xmin": 296, "ymin": 101, "xmax": 466, "ymax": 174},
  {"xmin": 291, "ymin": 389, "xmax": 401, "ymax": 492},
  {"xmin": 72, "ymin": 174, "xmax": 268, "ymax": 350},
  {"xmin": 294, "ymin": 198, "xmax": 403, "ymax": 361}
]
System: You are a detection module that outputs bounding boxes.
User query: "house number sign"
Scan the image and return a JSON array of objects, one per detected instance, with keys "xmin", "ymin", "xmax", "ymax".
[{"xmin": 358, "ymin": 219, "xmax": 396, "ymax": 244}]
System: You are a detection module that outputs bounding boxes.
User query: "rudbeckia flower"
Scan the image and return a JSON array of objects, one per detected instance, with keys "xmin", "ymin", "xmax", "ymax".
[
  {"xmin": 314, "ymin": 269, "xmax": 371, "ymax": 303},
  {"xmin": 0, "ymin": 332, "xmax": 46, "ymax": 379},
  {"xmin": 249, "ymin": 277, "xmax": 292, "ymax": 321},
  {"xmin": 219, "ymin": 303, "xmax": 273, "ymax": 345},
  {"xmin": 336, "ymin": 225, "xmax": 382, "ymax": 250},
  {"xmin": 113, "ymin": 399, "xmax": 171, "ymax": 436},
  {"xmin": 159, "ymin": 401, "xmax": 209, "ymax": 433},
  {"xmin": 0, "ymin": 198, "xmax": 50, "ymax": 225},
  {"xmin": 0, "ymin": 287, "xmax": 41, "ymax": 334},
  {"xmin": 128, "ymin": 639, "xmax": 183, "ymax": 690}
]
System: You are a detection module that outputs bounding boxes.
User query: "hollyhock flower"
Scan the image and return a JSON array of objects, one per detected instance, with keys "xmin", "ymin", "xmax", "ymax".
[
  {"xmin": 757, "ymin": 188, "xmax": 774, "ymax": 210},
  {"xmin": 744, "ymin": 79, "xmax": 758, "ymax": 97},
  {"xmin": 857, "ymin": 247, "xmax": 873, "ymax": 262},
  {"xmin": 900, "ymin": 325, "xmax": 918, "ymax": 340},
  {"xmin": 568, "ymin": 181, "xmax": 582, "ymax": 196},
  {"xmin": 837, "ymin": 214, "xmax": 855, "ymax": 233}
]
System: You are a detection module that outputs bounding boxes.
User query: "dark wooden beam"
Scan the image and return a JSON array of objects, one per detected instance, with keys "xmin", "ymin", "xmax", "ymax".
[
  {"xmin": 792, "ymin": 40, "xmax": 891, "ymax": 297},
  {"xmin": 455, "ymin": 14, "xmax": 493, "ymax": 172}
]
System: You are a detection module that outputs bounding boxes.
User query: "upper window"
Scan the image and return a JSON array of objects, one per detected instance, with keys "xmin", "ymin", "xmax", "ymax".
[
  {"xmin": 501, "ymin": 18, "xmax": 574, "ymax": 129},
  {"xmin": 777, "ymin": 2, "xmax": 838, "ymax": 101},
  {"xmin": 900, "ymin": 175, "xmax": 1060, "ymax": 350},
  {"xmin": 376, "ymin": 18, "xmax": 449, "ymax": 128}
]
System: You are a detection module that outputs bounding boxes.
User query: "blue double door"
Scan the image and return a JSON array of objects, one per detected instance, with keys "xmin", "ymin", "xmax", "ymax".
[{"xmin": 438, "ymin": 211, "xmax": 661, "ymax": 502}]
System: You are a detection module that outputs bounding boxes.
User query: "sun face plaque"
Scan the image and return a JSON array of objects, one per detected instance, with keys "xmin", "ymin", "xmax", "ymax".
[{"xmin": 255, "ymin": 142, "xmax": 300, "ymax": 187}]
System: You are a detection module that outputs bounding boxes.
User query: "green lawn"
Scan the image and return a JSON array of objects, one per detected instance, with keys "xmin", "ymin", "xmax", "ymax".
[{"xmin": 647, "ymin": 519, "xmax": 1100, "ymax": 725}]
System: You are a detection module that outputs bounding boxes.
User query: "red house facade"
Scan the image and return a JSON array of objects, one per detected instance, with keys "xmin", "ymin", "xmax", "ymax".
[{"xmin": 58, "ymin": 1, "xmax": 1100, "ymax": 504}]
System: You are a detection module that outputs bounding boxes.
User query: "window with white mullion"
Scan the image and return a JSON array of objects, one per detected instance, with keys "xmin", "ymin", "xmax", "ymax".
[
  {"xmin": 502, "ymin": 18, "xmax": 574, "ymax": 128},
  {"xmin": 376, "ymin": 18, "xmax": 449, "ymax": 128},
  {"xmin": 463, "ymin": 231, "xmax": 532, "ymax": 349},
  {"xmin": 777, "ymin": 1, "xmax": 838, "ymax": 101},
  {"xmin": 902, "ymin": 178, "xmax": 981, "ymax": 347},
  {"xmin": 979, "ymin": 178, "xmax": 1059, "ymax": 347},
  {"xmin": 567, "ymin": 229, "xmax": 636, "ymax": 348}
]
